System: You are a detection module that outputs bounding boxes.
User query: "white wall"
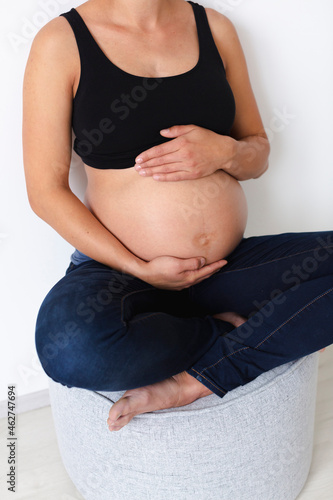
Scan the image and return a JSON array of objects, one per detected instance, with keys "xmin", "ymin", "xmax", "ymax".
[{"xmin": 1, "ymin": 0, "xmax": 332, "ymax": 403}]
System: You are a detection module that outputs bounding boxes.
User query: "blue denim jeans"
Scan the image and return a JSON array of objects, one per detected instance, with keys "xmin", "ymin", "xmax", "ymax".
[{"xmin": 35, "ymin": 231, "xmax": 333, "ymax": 396}]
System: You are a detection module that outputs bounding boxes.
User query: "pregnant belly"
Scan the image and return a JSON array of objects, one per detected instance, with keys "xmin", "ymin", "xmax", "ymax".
[{"xmin": 85, "ymin": 168, "xmax": 248, "ymax": 264}]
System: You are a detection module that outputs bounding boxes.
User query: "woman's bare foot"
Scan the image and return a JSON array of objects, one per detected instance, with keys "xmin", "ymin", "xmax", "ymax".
[
  {"xmin": 212, "ymin": 311, "xmax": 247, "ymax": 327},
  {"xmin": 107, "ymin": 371, "xmax": 212, "ymax": 432},
  {"xmin": 107, "ymin": 311, "xmax": 246, "ymax": 432}
]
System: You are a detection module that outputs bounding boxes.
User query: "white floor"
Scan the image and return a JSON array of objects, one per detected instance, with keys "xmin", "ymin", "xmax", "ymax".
[{"xmin": 1, "ymin": 347, "xmax": 332, "ymax": 500}]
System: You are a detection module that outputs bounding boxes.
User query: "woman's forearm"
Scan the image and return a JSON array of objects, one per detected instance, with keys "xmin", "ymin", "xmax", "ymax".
[
  {"xmin": 29, "ymin": 186, "xmax": 146, "ymax": 276},
  {"xmin": 221, "ymin": 134, "xmax": 270, "ymax": 181}
]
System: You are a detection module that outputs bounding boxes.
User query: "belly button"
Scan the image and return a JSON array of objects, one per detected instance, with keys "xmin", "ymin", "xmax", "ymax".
[{"xmin": 195, "ymin": 233, "xmax": 211, "ymax": 247}]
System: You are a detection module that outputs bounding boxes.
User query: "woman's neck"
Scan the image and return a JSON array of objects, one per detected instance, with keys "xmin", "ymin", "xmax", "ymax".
[{"xmin": 91, "ymin": 0, "xmax": 178, "ymax": 30}]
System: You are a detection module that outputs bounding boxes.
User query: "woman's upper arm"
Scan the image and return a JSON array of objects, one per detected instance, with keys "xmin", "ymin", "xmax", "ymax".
[
  {"xmin": 206, "ymin": 8, "xmax": 267, "ymax": 141},
  {"xmin": 22, "ymin": 17, "xmax": 77, "ymax": 207}
]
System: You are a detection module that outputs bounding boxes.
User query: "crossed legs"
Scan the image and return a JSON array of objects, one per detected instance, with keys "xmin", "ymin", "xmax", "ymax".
[{"xmin": 108, "ymin": 232, "xmax": 333, "ymax": 431}]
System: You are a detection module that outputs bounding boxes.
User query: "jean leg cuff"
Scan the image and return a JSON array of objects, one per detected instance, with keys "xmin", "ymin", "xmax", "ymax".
[{"xmin": 186, "ymin": 368, "xmax": 227, "ymax": 398}]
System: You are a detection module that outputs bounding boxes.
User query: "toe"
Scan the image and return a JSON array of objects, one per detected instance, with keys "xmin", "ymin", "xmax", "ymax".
[
  {"xmin": 108, "ymin": 396, "xmax": 131, "ymax": 423},
  {"xmin": 213, "ymin": 311, "xmax": 247, "ymax": 328},
  {"xmin": 108, "ymin": 413, "xmax": 136, "ymax": 431}
]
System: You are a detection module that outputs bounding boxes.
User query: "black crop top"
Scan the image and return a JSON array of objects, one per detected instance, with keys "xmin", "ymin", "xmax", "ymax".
[{"xmin": 60, "ymin": 1, "xmax": 236, "ymax": 169}]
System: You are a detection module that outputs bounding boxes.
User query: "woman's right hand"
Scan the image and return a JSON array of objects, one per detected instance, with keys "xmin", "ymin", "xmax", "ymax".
[{"xmin": 138, "ymin": 255, "xmax": 228, "ymax": 290}]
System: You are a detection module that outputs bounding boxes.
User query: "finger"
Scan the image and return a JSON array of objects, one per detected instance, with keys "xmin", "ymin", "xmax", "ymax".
[
  {"xmin": 182, "ymin": 265, "xmax": 226, "ymax": 287},
  {"xmin": 136, "ymin": 166, "xmax": 189, "ymax": 179},
  {"xmin": 193, "ymin": 260, "xmax": 228, "ymax": 279},
  {"xmin": 134, "ymin": 157, "xmax": 184, "ymax": 176},
  {"xmin": 159, "ymin": 124, "xmax": 197, "ymax": 138},
  {"xmin": 135, "ymin": 139, "xmax": 180, "ymax": 164},
  {"xmin": 183, "ymin": 258, "xmax": 227, "ymax": 276},
  {"xmin": 135, "ymin": 152, "xmax": 182, "ymax": 171},
  {"xmin": 178, "ymin": 257, "xmax": 207, "ymax": 272}
]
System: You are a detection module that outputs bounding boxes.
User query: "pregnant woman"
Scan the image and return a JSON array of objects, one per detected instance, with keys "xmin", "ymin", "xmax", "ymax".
[{"xmin": 23, "ymin": 0, "xmax": 333, "ymax": 432}]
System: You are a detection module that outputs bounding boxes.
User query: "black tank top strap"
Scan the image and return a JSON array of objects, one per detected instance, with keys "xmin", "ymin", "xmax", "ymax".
[
  {"xmin": 61, "ymin": 2, "xmax": 225, "ymax": 74},
  {"xmin": 188, "ymin": 1, "xmax": 226, "ymax": 72},
  {"xmin": 60, "ymin": 9, "xmax": 103, "ymax": 65}
]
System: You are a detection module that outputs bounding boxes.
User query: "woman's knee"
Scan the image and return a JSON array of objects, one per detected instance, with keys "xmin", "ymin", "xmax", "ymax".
[
  {"xmin": 35, "ymin": 287, "xmax": 124, "ymax": 389},
  {"xmin": 36, "ymin": 314, "xmax": 127, "ymax": 388},
  {"xmin": 33, "ymin": 263, "xmax": 143, "ymax": 387},
  {"xmin": 35, "ymin": 315, "xmax": 81, "ymax": 381}
]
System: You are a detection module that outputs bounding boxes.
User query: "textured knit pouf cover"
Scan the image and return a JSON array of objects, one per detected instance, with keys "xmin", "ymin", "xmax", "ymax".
[{"xmin": 49, "ymin": 353, "xmax": 319, "ymax": 500}]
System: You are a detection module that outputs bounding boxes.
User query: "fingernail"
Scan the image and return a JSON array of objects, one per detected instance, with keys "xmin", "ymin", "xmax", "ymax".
[
  {"xmin": 200, "ymin": 258, "xmax": 205, "ymax": 266},
  {"xmin": 136, "ymin": 157, "xmax": 143, "ymax": 163},
  {"xmin": 153, "ymin": 175, "xmax": 160, "ymax": 180},
  {"xmin": 139, "ymin": 170, "xmax": 146, "ymax": 176},
  {"xmin": 160, "ymin": 128, "xmax": 169, "ymax": 133},
  {"xmin": 135, "ymin": 164, "xmax": 141, "ymax": 170}
]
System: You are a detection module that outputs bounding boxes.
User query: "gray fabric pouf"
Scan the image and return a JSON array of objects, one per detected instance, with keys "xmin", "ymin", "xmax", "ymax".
[{"xmin": 49, "ymin": 353, "xmax": 319, "ymax": 500}]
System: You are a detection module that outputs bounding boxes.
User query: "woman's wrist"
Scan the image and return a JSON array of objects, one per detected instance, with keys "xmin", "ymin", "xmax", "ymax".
[
  {"xmin": 216, "ymin": 134, "xmax": 238, "ymax": 173},
  {"xmin": 119, "ymin": 254, "xmax": 148, "ymax": 281},
  {"xmin": 217, "ymin": 134, "xmax": 270, "ymax": 181}
]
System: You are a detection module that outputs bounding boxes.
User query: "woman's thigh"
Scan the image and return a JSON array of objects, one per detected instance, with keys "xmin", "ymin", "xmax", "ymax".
[
  {"xmin": 36, "ymin": 261, "xmax": 148, "ymax": 378},
  {"xmin": 189, "ymin": 231, "xmax": 333, "ymax": 316},
  {"xmin": 35, "ymin": 260, "xmax": 221, "ymax": 390}
]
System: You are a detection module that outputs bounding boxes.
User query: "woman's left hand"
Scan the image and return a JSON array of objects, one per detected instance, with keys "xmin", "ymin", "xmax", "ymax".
[{"xmin": 134, "ymin": 125, "xmax": 235, "ymax": 181}]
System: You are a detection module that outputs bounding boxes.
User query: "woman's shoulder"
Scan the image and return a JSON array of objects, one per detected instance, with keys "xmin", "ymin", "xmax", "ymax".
[
  {"xmin": 29, "ymin": 14, "xmax": 77, "ymax": 62},
  {"xmin": 204, "ymin": 6, "xmax": 238, "ymax": 41},
  {"xmin": 26, "ymin": 15, "xmax": 79, "ymax": 90},
  {"xmin": 203, "ymin": 6, "xmax": 242, "ymax": 71}
]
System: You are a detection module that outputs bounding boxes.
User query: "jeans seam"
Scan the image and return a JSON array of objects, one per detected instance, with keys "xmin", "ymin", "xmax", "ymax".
[
  {"xmin": 255, "ymin": 286, "xmax": 333, "ymax": 349},
  {"xmin": 200, "ymin": 286, "xmax": 333, "ymax": 374},
  {"xmin": 120, "ymin": 287, "xmax": 156, "ymax": 325},
  {"xmin": 129, "ymin": 312, "xmax": 166, "ymax": 325},
  {"xmin": 190, "ymin": 368, "xmax": 226, "ymax": 395},
  {"xmin": 221, "ymin": 245, "xmax": 333, "ymax": 274}
]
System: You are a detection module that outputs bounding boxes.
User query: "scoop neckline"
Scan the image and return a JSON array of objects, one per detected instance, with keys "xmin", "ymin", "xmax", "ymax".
[{"xmin": 71, "ymin": 1, "xmax": 202, "ymax": 80}]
